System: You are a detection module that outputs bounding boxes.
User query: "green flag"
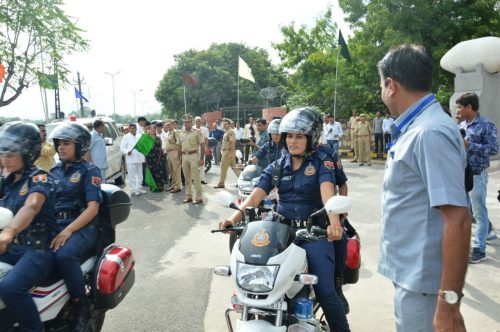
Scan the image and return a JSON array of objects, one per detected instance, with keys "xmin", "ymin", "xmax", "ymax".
[
  {"xmin": 134, "ymin": 134, "xmax": 158, "ymax": 191},
  {"xmin": 338, "ymin": 30, "xmax": 352, "ymax": 62},
  {"xmin": 134, "ymin": 134, "xmax": 155, "ymax": 156},
  {"xmin": 37, "ymin": 72, "xmax": 59, "ymax": 89},
  {"xmin": 145, "ymin": 167, "xmax": 158, "ymax": 192}
]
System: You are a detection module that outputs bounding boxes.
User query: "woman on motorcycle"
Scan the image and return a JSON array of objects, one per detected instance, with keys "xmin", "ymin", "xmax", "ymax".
[
  {"xmin": 219, "ymin": 108, "xmax": 350, "ymax": 331},
  {"xmin": 248, "ymin": 118, "xmax": 284, "ymax": 168},
  {"xmin": 49, "ymin": 122, "xmax": 103, "ymax": 331},
  {"xmin": 0, "ymin": 121, "xmax": 58, "ymax": 332}
]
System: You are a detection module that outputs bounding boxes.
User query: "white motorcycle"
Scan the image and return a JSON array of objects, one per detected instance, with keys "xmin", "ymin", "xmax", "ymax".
[
  {"xmin": 231, "ymin": 164, "xmax": 277, "ymax": 252},
  {"xmin": 213, "ymin": 193, "xmax": 353, "ymax": 332},
  {"xmin": 0, "ymin": 184, "xmax": 135, "ymax": 332}
]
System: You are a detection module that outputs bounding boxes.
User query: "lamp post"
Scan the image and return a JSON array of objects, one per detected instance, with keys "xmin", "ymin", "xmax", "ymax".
[
  {"xmin": 131, "ymin": 89, "xmax": 143, "ymax": 117},
  {"xmin": 104, "ymin": 70, "xmax": 121, "ymax": 120}
]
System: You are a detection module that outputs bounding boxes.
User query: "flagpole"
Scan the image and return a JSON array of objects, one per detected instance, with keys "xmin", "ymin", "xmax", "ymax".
[
  {"xmin": 183, "ymin": 85, "xmax": 187, "ymax": 114},
  {"xmin": 237, "ymin": 63, "xmax": 240, "ymax": 124},
  {"xmin": 333, "ymin": 49, "xmax": 341, "ymax": 118}
]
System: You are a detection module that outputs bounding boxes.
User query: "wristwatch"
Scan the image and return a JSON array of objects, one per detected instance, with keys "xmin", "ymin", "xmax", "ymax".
[{"xmin": 438, "ymin": 289, "xmax": 463, "ymax": 304}]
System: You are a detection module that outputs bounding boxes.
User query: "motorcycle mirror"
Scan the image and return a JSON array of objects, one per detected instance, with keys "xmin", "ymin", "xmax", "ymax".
[
  {"xmin": 325, "ymin": 196, "xmax": 352, "ymax": 215},
  {"xmin": 235, "ymin": 150, "xmax": 243, "ymax": 161},
  {"xmin": 0, "ymin": 207, "xmax": 14, "ymax": 229},
  {"xmin": 219, "ymin": 191, "xmax": 236, "ymax": 208}
]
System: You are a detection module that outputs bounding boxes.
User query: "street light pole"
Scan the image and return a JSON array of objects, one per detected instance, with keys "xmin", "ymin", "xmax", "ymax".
[
  {"xmin": 104, "ymin": 70, "xmax": 121, "ymax": 120},
  {"xmin": 131, "ymin": 89, "xmax": 143, "ymax": 117}
]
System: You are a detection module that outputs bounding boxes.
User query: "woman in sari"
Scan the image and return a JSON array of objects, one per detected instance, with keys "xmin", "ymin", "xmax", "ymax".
[{"xmin": 145, "ymin": 124, "xmax": 164, "ymax": 192}]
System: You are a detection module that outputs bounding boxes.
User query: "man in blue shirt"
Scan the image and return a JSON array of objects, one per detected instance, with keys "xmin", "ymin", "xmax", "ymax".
[
  {"xmin": 456, "ymin": 92, "xmax": 498, "ymax": 263},
  {"xmin": 209, "ymin": 122, "xmax": 223, "ymax": 165},
  {"xmin": 89, "ymin": 120, "xmax": 108, "ymax": 180},
  {"xmin": 378, "ymin": 44, "xmax": 470, "ymax": 332}
]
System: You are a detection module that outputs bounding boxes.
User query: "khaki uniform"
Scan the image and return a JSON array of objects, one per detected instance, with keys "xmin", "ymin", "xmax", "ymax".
[
  {"xmin": 355, "ymin": 121, "xmax": 372, "ymax": 163},
  {"xmin": 349, "ymin": 116, "xmax": 358, "ymax": 151},
  {"xmin": 166, "ymin": 130, "xmax": 181, "ymax": 190},
  {"xmin": 179, "ymin": 128, "xmax": 203, "ymax": 200},
  {"xmin": 35, "ymin": 141, "xmax": 56, "ymax": 172},
  {"xmin": 217, "ymin": 129, "xmax": 241, "ymax": 186}
]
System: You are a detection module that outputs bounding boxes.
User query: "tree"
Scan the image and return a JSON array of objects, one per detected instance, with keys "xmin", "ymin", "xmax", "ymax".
[
  {"xmin": 155, "ymin": 43, "xmax": 287, "ymax": 119},
  {"xmin": 274, "ymin": 8, "xmax": 352, "ymax": 117},
  {"xmin": 0, "ymin": 0, "xmax": 88, "ymax": 107},
  {"xmin": 338, "ymin": 0, "xmax": 500, "ymax": 108}
]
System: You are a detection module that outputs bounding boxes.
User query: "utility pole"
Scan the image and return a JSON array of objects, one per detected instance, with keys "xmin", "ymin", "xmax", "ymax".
[{"xmin": 77, "ymin": 72, "xmax": 84, "ymax": 117}]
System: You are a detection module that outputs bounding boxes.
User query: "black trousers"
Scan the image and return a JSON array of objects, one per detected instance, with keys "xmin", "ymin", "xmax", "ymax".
[{"xmin": 374, "ymin": 133, "xmax": 383, "ymax": 154}]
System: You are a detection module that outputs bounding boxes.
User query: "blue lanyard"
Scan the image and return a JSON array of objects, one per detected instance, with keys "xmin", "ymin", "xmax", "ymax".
[{"xmin": 388, "ymin": 94, "xmax": 436, "ymax": 151}]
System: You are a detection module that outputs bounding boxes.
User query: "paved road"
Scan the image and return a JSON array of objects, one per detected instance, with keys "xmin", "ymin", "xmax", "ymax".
[{"xmin": 101, "ymin": 161, "xmax": 500, "ymax": 332}]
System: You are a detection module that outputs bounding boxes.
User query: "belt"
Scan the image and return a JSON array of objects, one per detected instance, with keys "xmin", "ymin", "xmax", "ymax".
[
  {"xmin": 280, "ymin": 219, "xmax": 308, "ymax": 229},
  {"xmin": 182, "ymin": 150, "xmax": 198, "ymax": 155},
  {"xmin": 472, "ymin": 169, "xmax": 485, "ymax": 175},
  {"xmin": 56, "ymin": 210, "xmax": 80, "ymax": 220},
  {"xmin": 357, "ymin": 134, "xmax": 369, "ymax": 137},
  {"xmin": 167, "ymin": 148, "xmax": 178, "ymax": 152}
]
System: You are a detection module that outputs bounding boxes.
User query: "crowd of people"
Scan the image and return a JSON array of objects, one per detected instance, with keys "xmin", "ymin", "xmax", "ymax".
[{"xmin": 0, "ymin": 42, "xmax": 498, "ymax": 332}]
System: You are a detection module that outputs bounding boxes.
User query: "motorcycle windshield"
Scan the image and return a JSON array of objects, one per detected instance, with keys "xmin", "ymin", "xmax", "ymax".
[{"xmin": 239, "ymin": 220, "xmax": 291, "ymax": 265}]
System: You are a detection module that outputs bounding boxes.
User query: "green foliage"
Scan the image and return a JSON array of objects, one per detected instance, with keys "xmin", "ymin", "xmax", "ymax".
[
  {"xmin": 276, "ymin": 1, "xmax": 499, "ymax": 119},
  {"xmin": 155, "ymin": 43, "xmax": 287, "ymax": 119},
  {"xmin": 338, "ymin": 0, "xmax": 500, "ymax": 109},
  {"xmin": 0, "ymin": 0, "xmax": 88, "ymax": 107},
  {"xmin": 274, "ymin": 8, "xmax": 352, "ymax": 118}
]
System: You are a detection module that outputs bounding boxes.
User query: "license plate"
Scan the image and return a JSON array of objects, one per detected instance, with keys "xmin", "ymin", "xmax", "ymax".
[{"xmin": 261, "ymin": 301, "xmax": 287, "ymax": 311}]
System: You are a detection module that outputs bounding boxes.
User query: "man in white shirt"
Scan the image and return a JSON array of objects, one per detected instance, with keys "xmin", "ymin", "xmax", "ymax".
[
  {"xmin": 382, "ymin": 113, "xmax": 394, "ymax": 151},
  {"xmin": 232, "ymin": 121, "xmax": 244, "ymax": 158},
  {"xmin": 195, "ymin": 116, "xmax": 209, "ymax": 184},
  {"xmin": 243, "ymin": 116, "xmax": 256, "ymax": 162},
  {"xmin": 322, "ymin": 114, "xmax": 343, "ymax": 155},
  {"xmin": 120, "ymin": 123, "xmax": 146, "ymax": 196},
  {"xmin": 136, "ymin": 116, "xmax": 147, "ymax": 136}
]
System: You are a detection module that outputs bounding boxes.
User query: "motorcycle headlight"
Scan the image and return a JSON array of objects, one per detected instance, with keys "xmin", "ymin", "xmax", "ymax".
[
  {"xmin": 238, "ymin": 181, "xmax": 254, "ymax": 193},
  {"xmin": 236, "ymin": 262, "xmax": 279, "ymax": 293}
]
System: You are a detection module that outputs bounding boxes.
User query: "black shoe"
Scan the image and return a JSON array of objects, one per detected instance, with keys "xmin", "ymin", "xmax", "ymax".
[
  {"xmin": 336, "ymin": 288, "xmax": 350, "ymax": 314},
  {"xmin": 201, "ymin": 180, "xmax": 208, "ymax": 184},
  {"xmin": 73, "ymin": 297, "xmax": 90, "ymax": 332}
]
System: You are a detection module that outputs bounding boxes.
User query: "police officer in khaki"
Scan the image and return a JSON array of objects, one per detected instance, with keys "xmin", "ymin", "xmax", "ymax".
[
  {"xmin": 349, "ymin": 110, "xmax": 358, "ymax": 152},
  {"xmin": 165, "ymin": 120, "xmax": 182, "ymax": 193},
  {"xmin": 214, "ymin": 118, "xmax": 241, "ymax": 188},
  {"xmin": 179, "ymin": 114, "xmax": 205, "ymax": 204},
  {"xmin": 355, "ymin": 113, "xmax": 372, "ymax": 166}
]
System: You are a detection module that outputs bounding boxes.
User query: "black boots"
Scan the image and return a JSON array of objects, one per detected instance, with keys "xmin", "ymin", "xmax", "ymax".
[
  {"xmin": 335, "ymin": 276, "xmax": 350, "ymax": 314},
  {"xmin": 72, "ymin": 297, "xmax": 90, "ymax": 332}
]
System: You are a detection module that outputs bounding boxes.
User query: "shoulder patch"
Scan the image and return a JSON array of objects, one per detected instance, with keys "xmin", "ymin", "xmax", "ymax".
[
  {"xmin": 32, "ymin": 174, "xmax": 48, "ymax": 183},
  {"xmin": 91, "ymin": 176, "xmax": 102, "ymax": 187},
  {"xmin": 324, "ymin": 161, "xmax": 335, "ymax": 169},
  {"xmin": 19, "ymin": 181, "xmax": 29, "ymax": 196}
]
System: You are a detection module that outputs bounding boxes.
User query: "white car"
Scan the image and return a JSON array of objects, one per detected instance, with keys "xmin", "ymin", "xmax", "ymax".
[{"xmin": 46, "ymin": 116, "xmax": 126, "ymax": 185}]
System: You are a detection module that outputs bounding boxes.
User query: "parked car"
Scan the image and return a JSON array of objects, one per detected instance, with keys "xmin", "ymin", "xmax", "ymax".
[{"xmin": 46, "ymin": 116, "xmax": 126, "ymax": 185}]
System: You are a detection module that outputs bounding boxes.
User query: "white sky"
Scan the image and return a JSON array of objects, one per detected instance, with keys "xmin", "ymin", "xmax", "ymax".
[{"xmin": 1, "ymin": 0, "xmax": 350, "ymax": 121}]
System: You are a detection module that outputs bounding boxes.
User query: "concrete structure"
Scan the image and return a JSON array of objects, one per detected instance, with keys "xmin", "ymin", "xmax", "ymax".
[{"xmin": 441, "ymin": 37, "xmax": 500, "ymax": 159}]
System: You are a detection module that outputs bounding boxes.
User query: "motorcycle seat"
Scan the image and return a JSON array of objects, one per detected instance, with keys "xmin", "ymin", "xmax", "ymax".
[{"xmin": 37, "ymin": 247, "xmax": 96, "ymax": 288}]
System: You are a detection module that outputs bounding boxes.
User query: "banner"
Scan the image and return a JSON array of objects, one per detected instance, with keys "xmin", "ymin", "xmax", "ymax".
[
  {"xmin": 0, "ymin": 64, "xmax": 5, "ymax": 83},
  {"xmin": 238, "ymin": 56, "xmax": 255, "ymax": 83},
  {"xmin": 37, "ymin": 72, "xmax": 59, "ymax": 89}
]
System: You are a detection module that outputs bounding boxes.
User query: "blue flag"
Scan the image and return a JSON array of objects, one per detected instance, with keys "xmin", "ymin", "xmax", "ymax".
[{"xmin": 74, "ymin": 87, "xmax": 89, "ymax": 102}]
